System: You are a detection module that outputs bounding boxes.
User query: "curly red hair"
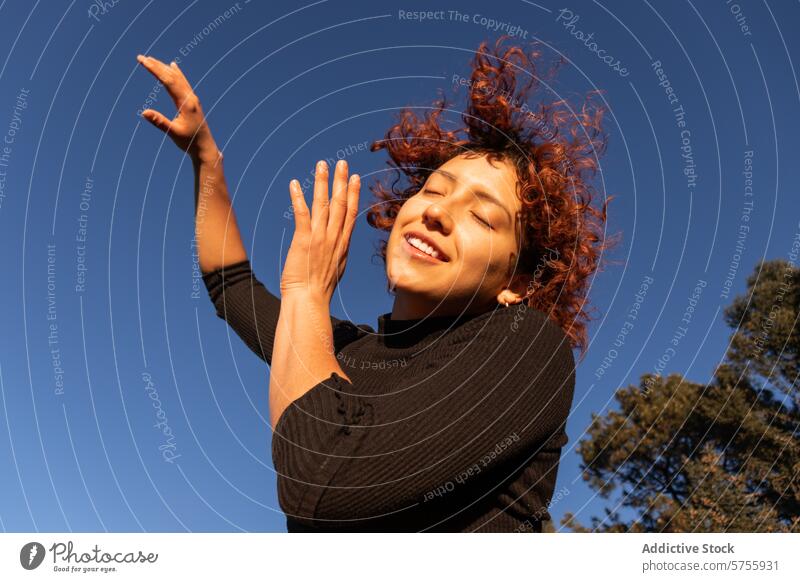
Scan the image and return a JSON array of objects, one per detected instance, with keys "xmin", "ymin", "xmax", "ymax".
[{"xmin": 366, "ymin": 36, "xmax": 615, "ymax": 356}]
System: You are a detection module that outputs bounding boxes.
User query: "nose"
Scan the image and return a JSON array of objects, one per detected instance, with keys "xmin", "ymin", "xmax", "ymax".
[{"xmin": 421, "ymin": 198, "xmax": 453, "ymax": 235}]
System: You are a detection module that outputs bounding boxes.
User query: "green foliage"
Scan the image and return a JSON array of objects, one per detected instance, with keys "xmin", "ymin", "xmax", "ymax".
[
  {"xmin": 562, "ymin": 259, "xmax": 800, "ymax": 532},
  {"xmin": 724, "ymin": 259, "xmax": 799, "ymax": 407}
]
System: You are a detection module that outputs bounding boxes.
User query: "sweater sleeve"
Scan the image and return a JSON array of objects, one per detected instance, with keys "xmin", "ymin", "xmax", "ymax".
[
  {"xmin": 202, "ymin": 259, "xmax": 373, "ymax": 364},
  {"xmin": 271, "ymin": 306, "xmax": 576, "ymax": 525}
]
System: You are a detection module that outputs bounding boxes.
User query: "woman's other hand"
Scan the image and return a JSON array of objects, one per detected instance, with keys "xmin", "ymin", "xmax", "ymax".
[
  {"xmin": 136, "ymin": 54, "xmax": 219, "ymax": 163},
  {"xmin": 280, "ymin": 160, "xmax": 360, "ymax": 303}
]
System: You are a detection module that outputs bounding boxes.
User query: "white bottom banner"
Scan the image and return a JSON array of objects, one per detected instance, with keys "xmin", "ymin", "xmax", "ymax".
[{"xmin": 2, "ymin": 533, "xmax": 798, "ymax": 580}]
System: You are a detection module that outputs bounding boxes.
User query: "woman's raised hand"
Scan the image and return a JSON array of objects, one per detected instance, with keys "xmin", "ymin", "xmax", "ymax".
[
  {"xmin": 136, "ymin": 54, "xmax": 218, "ymax": 162},
  {"xmin": 280, "ymin": 160, "xmax": 361, "ymax": 303}
]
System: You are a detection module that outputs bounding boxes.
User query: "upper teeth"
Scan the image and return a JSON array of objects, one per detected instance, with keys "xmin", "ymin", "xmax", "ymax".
[{"xmin": 407, "ymin": 236, "xmax": 441, "ymax": 259}]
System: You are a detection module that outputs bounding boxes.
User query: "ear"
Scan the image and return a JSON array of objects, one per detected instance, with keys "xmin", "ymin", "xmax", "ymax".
[{"xmin": 496, "ymin": 272, "xmax": 534, "ymax": 307}]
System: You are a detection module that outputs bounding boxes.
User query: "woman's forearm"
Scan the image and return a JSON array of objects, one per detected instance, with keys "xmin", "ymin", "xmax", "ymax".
[
  {"xmin": 269, "ymin": 291, "xmax": 351, "ymax": 430},
  {"xmin": 192, "ymin": 140, "xmax": 248, "ymax": 274}
]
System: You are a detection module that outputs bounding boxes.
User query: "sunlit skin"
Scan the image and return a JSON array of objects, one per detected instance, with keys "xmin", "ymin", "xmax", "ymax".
[
  {"xmin": 387, "ymin": 153, "xmax": 533, "ymax": 320},
  {"xmin": 136, "ymin": 53, "xmax": 532, "ymax": 430}
]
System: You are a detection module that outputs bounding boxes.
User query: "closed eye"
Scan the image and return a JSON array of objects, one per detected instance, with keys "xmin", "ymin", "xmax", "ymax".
[
  {"xmin": 471, "ymin": 212, "xmax": 493, "ymax": 229},
  {"xmin": 424, "ymin": 189, "xmax": 493, "ymax": 229}
]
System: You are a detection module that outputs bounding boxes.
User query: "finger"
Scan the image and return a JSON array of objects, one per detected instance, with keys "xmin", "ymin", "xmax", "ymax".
[
  {"xmin": 327, "ymin": 159, "xmax": 349, "ymax": 241},
  {"xmin": 136, "ymin": 55, "xmax": 185, "ymax": 105},
  {"xmin": 310, "ymin": 160, "xmax": 329, "ymax": 240},
  {"xmin": 141, "ymin": 109, "xmax": 174, "ymax": 134},
  {"xmin": 289, "ymin": 179, "xmax": 311, "ymax": 234},
  {"xmin": 338, "ymin": 173, "xmax": 361, "ymax": 256},
  {"xmin": 169, "ymin": 61, "xmax": 196, "ymax": 103},
  {"xmin": 136, "ymin": 55, "xmax": 192, "ymax": 110},
  {"xmin": 137, "ymin": 54, "xmax": 171, "ymax": 80},
  {"xmin": 138, "ymin": 54, "xmax": 173, "ymax": 79}
]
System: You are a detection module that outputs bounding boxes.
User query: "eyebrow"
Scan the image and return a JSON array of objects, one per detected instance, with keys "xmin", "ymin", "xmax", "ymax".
[{"xmin": 429, "ymin": 169, "xmax": 513, "ymax": 223}]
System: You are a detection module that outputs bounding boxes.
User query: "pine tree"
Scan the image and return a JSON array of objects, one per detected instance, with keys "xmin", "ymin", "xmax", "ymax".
[{"xmin": 562, "ymin": 259, "xmax": 800, "ymax": 532}]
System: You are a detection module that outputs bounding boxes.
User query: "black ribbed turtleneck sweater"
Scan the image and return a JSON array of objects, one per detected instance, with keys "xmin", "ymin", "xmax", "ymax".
[{"xmin": 202, "ymin": 260, "xmax": 576, "ymax": 533}]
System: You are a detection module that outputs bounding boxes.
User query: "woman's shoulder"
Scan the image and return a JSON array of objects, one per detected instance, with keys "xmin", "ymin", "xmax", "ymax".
[
  {"xmin": 453, "ymin": 305, "xmax": 575, "ymax": 369},
  {"xmin": 457, "ymin": 303, "xmax": 569, "ymax": 343}
]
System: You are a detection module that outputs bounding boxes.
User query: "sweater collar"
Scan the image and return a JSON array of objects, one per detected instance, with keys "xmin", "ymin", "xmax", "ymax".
[{"xmin": 376, "ymin": 308, "xmax": 494, "ymax": 348}]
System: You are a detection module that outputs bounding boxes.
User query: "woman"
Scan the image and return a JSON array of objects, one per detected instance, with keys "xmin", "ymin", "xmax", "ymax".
[{"xmin": 136, "ymin": 37, "xmax": 609, "ymax": 532}]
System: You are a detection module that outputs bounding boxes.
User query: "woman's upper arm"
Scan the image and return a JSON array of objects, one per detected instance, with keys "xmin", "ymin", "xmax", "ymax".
[
  {"xmin": 202, "ymin": 259, "xmax": 372, "ymax": 364},
  {"xmin": 271, "ymin": 306, "xmax": 576, "ymax": 523}
]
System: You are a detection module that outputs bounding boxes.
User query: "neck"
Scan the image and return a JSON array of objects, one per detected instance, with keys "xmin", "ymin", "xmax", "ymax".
[
  {"xmin": 390, "ymin": 291, "xmax": 494, "ymax": 321},
  {"xmin": 390, "ymin": 292, "xmax": 430, "ymax": 320}
]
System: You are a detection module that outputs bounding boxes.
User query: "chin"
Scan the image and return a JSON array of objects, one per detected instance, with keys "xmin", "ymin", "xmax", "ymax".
[{"xmin": 386, "ymin": 260, "xmax": 436, "ymax": 298}]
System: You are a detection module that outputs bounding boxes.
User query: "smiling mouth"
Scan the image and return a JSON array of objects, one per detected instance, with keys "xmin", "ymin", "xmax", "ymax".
[{"xmin": 402, "ymin": 232, "xmax": 450, "ymax": 263}]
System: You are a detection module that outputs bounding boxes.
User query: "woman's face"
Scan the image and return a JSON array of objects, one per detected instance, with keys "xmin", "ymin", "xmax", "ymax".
[{"xmin": 385, "ymin": 153, "xmax": 529, "ymax": 318}]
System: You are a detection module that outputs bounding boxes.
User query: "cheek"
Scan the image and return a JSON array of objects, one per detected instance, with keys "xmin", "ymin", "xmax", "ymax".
[
  {"xmin": 398, "ymin": 199, "xmax": 426, "ymax": 223},
  {"xmin": 460, "ymin": 234, "xmax": 513, "ymax": 279},
  {"xmin": 458, "ymin": 235, "xmax": 496, "ymax": 272},
  {"xmin": 388, "ymin": 202, "xmax": 420, "ymax": 239}
]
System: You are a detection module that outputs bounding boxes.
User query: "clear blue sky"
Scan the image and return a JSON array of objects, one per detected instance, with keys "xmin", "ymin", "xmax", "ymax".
[{"xmin": 0, "ymin": 0, "xmax": 798, "ymax": 532}]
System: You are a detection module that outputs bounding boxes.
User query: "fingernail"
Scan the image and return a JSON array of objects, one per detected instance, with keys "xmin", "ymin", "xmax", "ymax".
[
  {"xmin": 317, "ymin": 160, "xmax": 327, "ymax": 173},
  {"xmin": 337, "ymin": 159, "xmax": 347, "ymax": 171}
]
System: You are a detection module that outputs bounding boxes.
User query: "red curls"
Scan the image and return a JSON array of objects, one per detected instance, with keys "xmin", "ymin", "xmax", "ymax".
[{"xmin": 367, "ymin": 36, "xmax": 617, "ymax": 356}]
